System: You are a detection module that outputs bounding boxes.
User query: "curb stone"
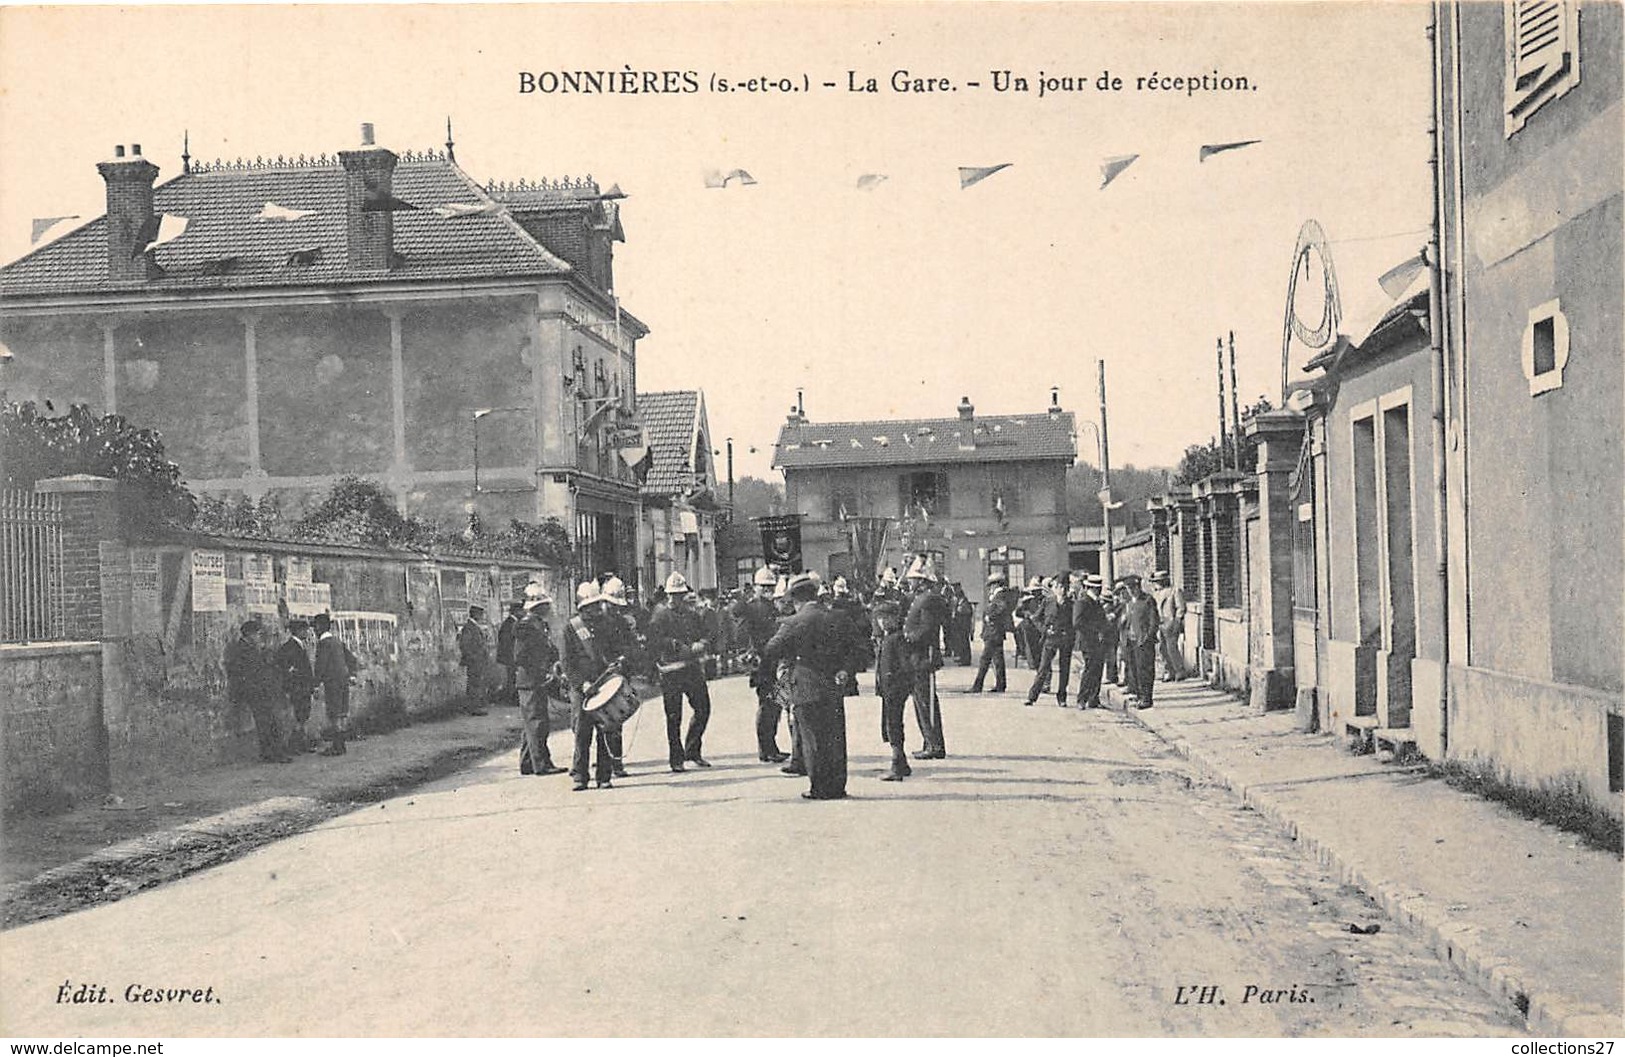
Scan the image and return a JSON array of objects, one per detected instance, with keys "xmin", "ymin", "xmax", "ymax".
[{"xmin": 1110, "ymin": 681, "xmax": 1621, "ymax": 1037}]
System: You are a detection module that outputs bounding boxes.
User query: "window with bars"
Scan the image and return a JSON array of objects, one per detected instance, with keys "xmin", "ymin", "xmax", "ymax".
[{"xmin": 1505, "ymin": 0, "xmax": 1580, "ymax": 136}]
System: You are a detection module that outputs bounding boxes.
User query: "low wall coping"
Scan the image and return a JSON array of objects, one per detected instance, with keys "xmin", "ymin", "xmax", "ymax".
[
  {"xmin": 0, "ymin": 641, "xmax": 101, "ymax": 659},
  {"xmin": 34, "ymin": 475, "xmax": 120, "ymax": 494}
]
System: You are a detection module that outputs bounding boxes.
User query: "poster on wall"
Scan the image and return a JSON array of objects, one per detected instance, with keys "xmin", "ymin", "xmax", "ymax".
[
  {"xmin": 285, "ymin": 581, "xmax": 332, "ymax": 616},
  {"xmin": 242, "ymin": 553, "xmax": 279, "ymax": 614},
  {"xmin": 129, "ymin": 548, "xmax": 162, "ymax": 633},
  {"xmin": 285, "ymin": 556, "xmax": 313, "ymax": 584},
  {"xmin": 190, "ymin": 550, "xmax": 228, "ymax": 612}
]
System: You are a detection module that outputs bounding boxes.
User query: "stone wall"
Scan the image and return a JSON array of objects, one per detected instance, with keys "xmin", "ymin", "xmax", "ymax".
[{"xmin": 0, "ymin": 642, "xmax": 105, "ymax": 814}]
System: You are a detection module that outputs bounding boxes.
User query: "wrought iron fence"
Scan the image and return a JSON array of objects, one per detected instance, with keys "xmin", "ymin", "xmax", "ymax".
[{"xmin": 1, "ymin": 490, "xmax": 66, "ymax": 643}]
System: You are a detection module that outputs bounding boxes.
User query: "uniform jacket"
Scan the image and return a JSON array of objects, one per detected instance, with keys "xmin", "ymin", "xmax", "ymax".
[
  {"xmin": 874, "ymin": 629, "xmax": 914, "ymax": 699},
  {"xmin": 1038, "ymin": 591, "xmax": 1075, "ymax": 644},
  {"xmin": 224, "ymin": 637, "xmax": 277, "ymax": 703},
  {"xmin": 562, "ymin": 613, "xmax": 616, "ymax": 694},
  {"xmin": 512, "ymin": 613, "xmax": 557, "ymax": 687},
  {"xmin": 731, "ymin": 594, "xmax": 780, "ymax": 652},
  {"xmin": 903, "ymin": 591, "xmax": 949, "ymax": 652},
  {"xmin": 314, "ymin": 631, "xmax": 358, "ymax": 690},
  {"xmin": 273, "ymin": 637, "xmax": 314, "ymax": 700},
  {"xmin": 761, "ymin": 600, "xmax": 857, "ymax": 708},
  {"xmin": 647, "ymin": 602, "xmax": 708, "ymax": 668},
  {"xmin": 1072, "ymin": 593, "xmax": 1109, "ymax": 651},
  {"xmin": 981, "ymin": 588, "xmax": 1015, "ymax": 642}
]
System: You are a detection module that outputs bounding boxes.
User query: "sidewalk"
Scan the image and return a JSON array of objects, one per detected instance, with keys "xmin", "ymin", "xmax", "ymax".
[
  {"xmin": 1, "ymin": 695, "xmax": 570, "ymax": 928},
  {"xmin": 1102, "ymin": 675, "xmax": 1623, "ymax": 1037}
]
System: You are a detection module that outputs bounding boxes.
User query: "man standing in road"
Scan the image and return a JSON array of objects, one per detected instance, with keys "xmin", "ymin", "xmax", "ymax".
[
  {"xmin": 274, "ymin": 619, "xmax": 316, "ymax": 753},
  {"xmin": 515, "ymin": 584, "xmax": 566, "ymax": 777},
  {"xmin": 648, "ymin": 572, "xmax": 714, "ymax": 772},
  {"xmin": 761, "ymin": 571, "xmax": 854, "ymax": 800},
  {"xmin": 456, "ymin": 604, "xmax": 492, "ymax": 716},
  {"xmin": 1151, "ymin": 570, "xmax": 1188, "ymax": 682},
  {"xmin": 226, "ymin": 620, "xmax": 288, "ymax": 763},
  {"xmin": 1025, "ymin": 574, "xmax": 1077, "ymax": 707},
  {"xmin": 1120, "ymin": 574, "xmax": 1160, "ymax": 708},
  {"xmin": 902, "ymin": 556, "xmax": 950, "ymax": 759},
  {"xmin": 1072, "ymin": 576, "xmax": 1110, "ymax": 709},
  {"xmin": 969, "ymin": 573, "xmax": 1014, "ymax": 693},
  {"xmin": 564, "ymin": 582, "xmax": 620, "ymax": 791},
  {"xmin": 733, "ymin": 565, "xmax": 789, "ymax": 763}
]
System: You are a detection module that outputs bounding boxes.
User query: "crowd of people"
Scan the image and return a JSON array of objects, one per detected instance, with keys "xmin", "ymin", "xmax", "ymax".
[{"xmin": 225, "ymin": 558, "xmax": 1192, "ymax": 804}]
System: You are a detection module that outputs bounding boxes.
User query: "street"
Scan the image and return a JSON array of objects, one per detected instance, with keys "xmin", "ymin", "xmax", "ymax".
[{"xmin": 1, "ymin": 670, "xmax": 1522, "ymax": 1037}]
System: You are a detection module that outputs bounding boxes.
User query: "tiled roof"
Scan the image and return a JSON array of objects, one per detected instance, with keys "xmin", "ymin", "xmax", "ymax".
[
  {"xmin": 0, "ymin": 151, "xmax": 576, "ymax": 296},
  {"xmin": 773, "ymin": 411, "xmax": 1076, "ymax": 469},
  {"xmin": 639, "ymin": 390, "xmax": 702, "ymax": 495}
]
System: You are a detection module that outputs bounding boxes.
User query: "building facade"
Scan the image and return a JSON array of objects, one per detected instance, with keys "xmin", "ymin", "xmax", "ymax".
[
  {"xmin": 0, "ymin": 126, "xmax": 650, "ymax": 581},
  {"xmin": 637, "ymin": 389, "xmax": 721, "ymax": 596},
  {"xmin": 773, "ymin": 395, "xmax": 1075, "ymax": 598}
]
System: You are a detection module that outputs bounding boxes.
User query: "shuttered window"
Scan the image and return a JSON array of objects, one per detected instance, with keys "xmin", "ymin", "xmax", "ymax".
[{"xmin": 1505, "ymin": 0, "xmax": 1580, "ymax": 136}]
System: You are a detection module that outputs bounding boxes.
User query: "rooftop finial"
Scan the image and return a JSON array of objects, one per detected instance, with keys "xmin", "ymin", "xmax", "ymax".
[
  {"xmin": 181, "ymin": 130, "xmax": 191, "ymax": 173},
  {"xmin": 445, "ymin": 116, "xmax": 456, "ymax": 162}
]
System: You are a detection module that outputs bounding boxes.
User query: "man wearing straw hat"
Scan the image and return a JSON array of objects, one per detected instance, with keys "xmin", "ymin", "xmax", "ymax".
[{"xmin": 761, "ymin": 570, "xmax": 853, "ymax": 799}]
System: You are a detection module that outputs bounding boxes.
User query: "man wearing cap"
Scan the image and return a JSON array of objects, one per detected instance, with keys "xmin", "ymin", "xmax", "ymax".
[
  {"xmin": 274, "ymin": 619, "xmax": 316, "ymax": 753},
  {"xmin": 648, "ymin": 571, "xmax": 714, "ymax": 772},
  {"xmin": 969, "ymin": 574, "xmax": 1015, "ymax": 693},
  {"xmin": 872, "ymin": 597, "xmax": 913, "ymax": 780},
  {"xmin": 312, "ymin": 613, "xmax": 359, "ymax": 756},
  {"xmin": 515, "ymin": 584, "xmax": 566, "ymax": 776},
  {"xmin": 761, "ymin": 571, "xmax": 854, "ymax": 799},
  {"xmin": 1072, "ymin": 575, "xmax": 1110, "ymax": 708},
  {"xmin": 1025, "ymin": 573, "xmax": 1077, "ymax": 707},
  {"xmin": 226, "ymin": 620, "xmax": 289, "ymax": 763},
  {"xmin": 902, "ymin": 556, "xmax": 950, "ymax": 759},
  {"xmin": 457, "ymin": 604, "xmax": 492, "ymax": 717},
  {"xmin": 1120, "ymin": 574, "xmax": 1160, "ymax": 708},
  {"xmin": 1151, "ymin": 570, "xmax": 1188, "ymax": 682},
  {"xmin": 732, "ymin": 565, "xmax": 789, "ymax": 763}
]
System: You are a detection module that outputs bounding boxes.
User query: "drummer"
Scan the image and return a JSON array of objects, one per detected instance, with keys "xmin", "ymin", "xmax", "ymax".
[{"xmin": 565, "ymin": 580, "xmax": 623, "ymax": 791}]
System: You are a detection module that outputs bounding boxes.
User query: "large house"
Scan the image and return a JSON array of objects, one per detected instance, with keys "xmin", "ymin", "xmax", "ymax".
[
  {"xmin": 0, "ymin": 124, "xmax": 650, "ymax": 579},
  {"xmin": 637, "ymin": 389, "xmax": 721, "ymax": 596},
  {"xmin": 772, "ymin": 394, "xmax": 1076, "ymax": 596}
]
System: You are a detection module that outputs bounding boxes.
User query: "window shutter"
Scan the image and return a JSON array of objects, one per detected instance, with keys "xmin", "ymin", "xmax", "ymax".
[
  {"xmin": 936, "ymin": 471, "xmax": 951, "ymax": 517},
  {"xmin": 1506, "ymin": 0, "xmax": 1579, "ymax": 134}
]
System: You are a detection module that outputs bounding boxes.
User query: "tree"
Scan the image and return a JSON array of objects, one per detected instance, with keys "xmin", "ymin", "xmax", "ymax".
[
  {"xmin": 193, "ymin": 493, "xmax": 282, "ymax": 537},
  {"xmin": 729, "ymin": 474, "xmax": 785, "ymax": 520},
  {"xmin": 0, "ymin": 400, "xmax": 196, "ymax": 529},
  {"xmin": 1067, "ymin": 462, "xmax": 1170, "ymax": 533}
]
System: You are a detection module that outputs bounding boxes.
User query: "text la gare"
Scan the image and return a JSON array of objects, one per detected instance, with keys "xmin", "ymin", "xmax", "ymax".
[{"xmin": 850, "ymin": 70, "xmax": 955, "ymax": 92}]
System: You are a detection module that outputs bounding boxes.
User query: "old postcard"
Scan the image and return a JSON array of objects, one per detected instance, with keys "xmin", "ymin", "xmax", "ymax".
[{"xmin": 0, "ymin": 0, "xmax": 1620, "ymax": 1044}]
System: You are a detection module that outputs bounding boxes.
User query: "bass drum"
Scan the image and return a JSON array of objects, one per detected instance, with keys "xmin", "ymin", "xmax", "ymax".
[{"xmin": 583, "ymin": 674, "xmax": 641, "ymax": 730}]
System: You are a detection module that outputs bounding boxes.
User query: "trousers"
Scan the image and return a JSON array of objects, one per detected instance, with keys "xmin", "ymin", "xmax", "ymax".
[
  {"xmin": 1160, "ymin": 623, "xmax": 1186, "ymax": 680},
  {"xmin": 795, "ymin": 698, "xmax": 848, "ymax": 798},
  {"xmin": 661, "ymin": 663, "xmax": 712, "ymax": 766},
  {"xmin": 518, "ymin": 685, "xmax": 557, "ymax": 772},
  {"xmin": 570, "ymin": 691, "xmax": 613, "ymax": 784},
  {"xmin": 1076, "ymin": 646, "xmax": 1106, "ymax": 706},
  {"xmin": 1128, "ymin": 639, "xmax": 1158, "ymax": 705},
  {"xmin": 1026, "ymin": 639, "xmax": 1074, "ymax": 703},
  {"xmin": 971, "ymin": 639, "xmax": 1006, "ymax": 691},
  {"xmin": 249, "ymin": 697, "xmax": 284, "ymax": 760},
  {"xmin": 909, "ymin": 658, "xmax": 945, "ymax": 755}
]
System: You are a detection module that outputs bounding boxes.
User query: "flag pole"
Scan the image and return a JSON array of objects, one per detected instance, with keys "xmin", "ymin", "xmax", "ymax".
[{"xmin": 1228, "ymin": 331, "xmax": 1243, "ymax": 471}]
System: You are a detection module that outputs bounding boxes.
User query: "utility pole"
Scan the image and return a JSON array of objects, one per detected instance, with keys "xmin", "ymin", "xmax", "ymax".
[
  {"xmin": 1098, "ymin": 359, "xmax": 1114, "ymax": 587},
  {"xmin": 1228, "ymin": 330, "xmax": 1243, "ymax": 472},
  {"xmin": 726, "ymin": 436, "xmax": 735, "ymax": 512},
  {"xmin": 1215, "ymin": 338, "xmax": 1231, "ymax": 469}
]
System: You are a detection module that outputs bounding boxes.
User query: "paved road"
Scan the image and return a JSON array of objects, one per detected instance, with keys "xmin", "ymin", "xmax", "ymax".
[{"xmin": 1, "ymin": 670, "xmax": 1521, "ymax": 1037}]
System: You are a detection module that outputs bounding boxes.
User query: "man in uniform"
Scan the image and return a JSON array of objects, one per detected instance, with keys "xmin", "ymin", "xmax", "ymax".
[
  {"xmin": 733, "ymin": 565, "xmax": 789, "ymax": 762},
  {"xmin": 873, "ymin": 598, "xmax": 913, "ymax": 780},
  {"xmin": 1151, "ymin": 570, "xmax": 1188, "ymax": 681},
  {"xmin": 1072, "ymin": 575, "xmax": 1110, "ymax": 709},
  {"xmin": 515, "ymin": 584, "xmax": 567, "ymax": 776},
  {"xmin": 312, "ymin": 613, "xmax": 358, "ymax": 756},
  {"xmin": 902, "ymin": 556, "xmax": 950, "ymax": 759},
  {"xmin": 564, "ymin": 581, "xmax": 621, "ymax": 791},
  {"xmin": 647, "ymin": 572, "xmax": 714, "ymax": 772},
  {"xmin": 1121, "ymin": 573, "xmax": 1160, "ymax": 708},
  {"xmin": 274, "ymin": 618, "xmax": 316, "ymax": 753},
  {"xmin": 969, "ymin": 573, "xmax": 1014, "ymax": 693},
  {"xmin": 1025, "ymin": 574, "xmax": 1077, "ymax": 707},
  {"xmin": 456, "ymin": 604, "xmax": 492, "ymax": 716},
  {"xmin": 760, "ymin": 571, "xmax": 854, "ymax": 800}
]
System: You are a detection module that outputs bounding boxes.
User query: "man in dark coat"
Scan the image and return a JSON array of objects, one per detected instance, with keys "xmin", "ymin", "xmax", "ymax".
[
  {"xmin": 1120, "ymin": 574, "xmax": 1161, "ymax": 708},
  {"xmin": 273, "ymin": 619, "xmax": 316, "ymax": 753},
  {"xmin": 226, "ymin": 620, "xmax": 288, "ymax": 763},
  {"xmin": 647, "ymin": 572, "xmax": 713, "ymax": 772},
  {"xmin": 1025, "ymin": 575, "xmax": 1077, "ymax": 707},
  {"xmin": 732, "ymin": 565, "xmax": 789, "ymax": 763},
  {"xmin": 514, "ymin": 585, "xmax": 566, "ymax": 776},
  {"xmin": 456, "ymin": 604, "xmax": 492, "ymax": 716},
  {"xmin": 970, "ymin": 574, "xmax": 1014, "ymax": 693},
  {"xmin": 902, "ymin": 558, "xmax": 950, "ymax": 759},
  {"xmin": 495, "ymin": 600, "xmax": 522, "ymax": 706},
  {"xmin": 761, "ymin": 571, "xmax": 856, "ymax": 799},
  {"xmin": 873, "ymin": 599, "xmax": 913, "ymax": 780},
  {"xmin": 312, "ymin": 613, "xmax": 358, "ymax": 756},
  {"xmin": 563, "ymin": 581, "xmax": 623, "ymax": 790},
  {"xmin": 1072, "ymin": 576, "xmax": 1110, "ymax": 708}
]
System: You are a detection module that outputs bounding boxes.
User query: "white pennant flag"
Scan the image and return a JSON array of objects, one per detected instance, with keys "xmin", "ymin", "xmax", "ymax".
[
  {"xmin": 431, "ymin": 200, "xmax": 507, "ymax": 219},
  {"xmin": 1100, "ymin": 154, "xmax": 1139, "ymax": 189},
  {"xmin": 704, "ymin": 168, "xmax": 757, "ymax": 189},
  {"xmin": 257, "ymin": 202, "xmax": 316, "ymax": 222},
  {"xmin": 1378, "ymin": 253, "xmax": 1428, "ymax": 300},
  {"xmin": 958, "ymin": 163, "xmax": 1012, "ymax": 189},
  {"xmin": 855, "ymin": 173, "xmax": 889, "ymax": 191},
  {"xmin": 30, "ymin": 215, "xmax": 80, "ymax": 243}
]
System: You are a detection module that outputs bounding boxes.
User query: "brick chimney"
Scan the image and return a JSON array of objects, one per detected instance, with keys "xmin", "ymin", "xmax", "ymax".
[
  {"xmin": 337, "ymin": 123, "xmax": 398, "ymax": 272},
  {"xmin": 96, "ymin": 144, "xmax": 162, "ymax": 282},
  {"xmin": 1048, "ymin": 386, "xmax": 1063, "ymax": 417},
  {"xmin": 957, "ymin": 396, "xmax": 974, "ymax": 421}
]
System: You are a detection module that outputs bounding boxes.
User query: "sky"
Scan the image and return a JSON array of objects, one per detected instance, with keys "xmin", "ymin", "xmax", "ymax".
[{"xmin": 0, "ymin": 1, "xmax": 1434, "ymax": 480}]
